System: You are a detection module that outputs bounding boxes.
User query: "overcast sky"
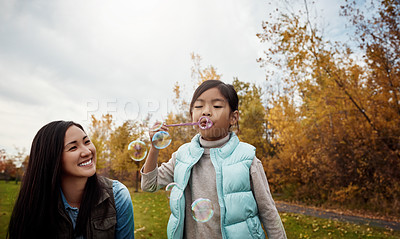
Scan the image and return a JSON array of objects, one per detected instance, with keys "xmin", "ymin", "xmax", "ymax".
[{"xmin": 0, "ymin": 0, "xmax": 350, "ymax": 155}]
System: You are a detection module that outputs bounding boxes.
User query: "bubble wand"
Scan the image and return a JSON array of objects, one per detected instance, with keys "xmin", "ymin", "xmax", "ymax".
[
  {"xmin": 128, "ymin": 117, "xmax": 214, "ymax": 162},
  {"xmin": 162, "ymin": 116, "xmax": 213, "ymax": 129}
]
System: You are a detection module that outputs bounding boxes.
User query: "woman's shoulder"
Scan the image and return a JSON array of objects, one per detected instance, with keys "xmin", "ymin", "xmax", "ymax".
[
  {"xmin": 97, "ymin": 175, "xmax": 114, "ymax": 188},
  {"xmin": 108, "ymin": 180, "xmax": 133, "ymax": 216},
  {"xmin": 109, "ymin": 179, "xmax": 128, "ymax": 193},
  {"xmin": 98, "ymin": 176, "xmax": 130, "ymax": 196}
]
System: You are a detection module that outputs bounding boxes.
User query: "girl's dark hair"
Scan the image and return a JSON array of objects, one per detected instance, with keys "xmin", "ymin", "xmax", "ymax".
[
  {"xmin": 7, "ymin": 120, "xmax": 102, "ymax": 239},
  {"xmin": 190, "ymin": 80, "xmax": 239, "ymax": 129}
]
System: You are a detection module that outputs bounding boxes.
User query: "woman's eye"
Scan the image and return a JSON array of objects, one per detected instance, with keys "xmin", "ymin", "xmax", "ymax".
[
  {"xmin": 68, "ymin": 146, "xmax": 77, "ymax": 151},
  {"xmin": 85, "ymin": 140, "xmax": 91, "ymax": 144},
  {"xmin": 194, "ymin": 105, "xmax": 203, "ymax": 108},
  {"xmin": 214, "ymin": 105, "xmax": 223, "ymax": 108}
]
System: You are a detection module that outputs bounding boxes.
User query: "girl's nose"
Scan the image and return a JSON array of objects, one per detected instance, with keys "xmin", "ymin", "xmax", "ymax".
[{"xmin": 202, "ymin": 106, "xmax": 211, "ymax": 116}]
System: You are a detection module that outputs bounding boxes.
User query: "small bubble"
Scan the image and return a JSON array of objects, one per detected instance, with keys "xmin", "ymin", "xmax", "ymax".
[
  {"xmin": 165, "ymin": 182, "xmax": 178, "ymax": 198},
  {"xmin": 127, "ymin": 140, "xmax": 148, "ymax": 161},
  {"xmin": 191, "ymin": 198, "xmax": 214, "ymax": 223},
  {"xmin": 152, "ymin": 131, "xmax": 171, "ymax": 149}
]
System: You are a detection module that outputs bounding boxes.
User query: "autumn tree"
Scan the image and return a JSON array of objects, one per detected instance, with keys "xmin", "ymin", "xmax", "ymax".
[
  {"xmin": 88, "ymin": 114, "xmax": 114, "ymax": 177},
  {"xmin": 158, "ymin": 82, "xmax": 197, "ymax": 164},
  {"xmin": 0, "ymin": 148, "xmax": 27, "ymax": 182},
  {"xmin": 191, "ymin": 52, "xmax": 222, "ymax": 85},
  {"xmin": 109, "ymin": 119, "xmax": 148, "ymax": 190},
  {"xmin": 232, "ymin": 78, "xmax": 270, "ymax": 160},
  {"xmin": 0, "ymin": 149, "xmax": 6, "ymax": 172},
  {"xmin": 258, "ymin": 0, "xmax": 400, "ymax": 215}
]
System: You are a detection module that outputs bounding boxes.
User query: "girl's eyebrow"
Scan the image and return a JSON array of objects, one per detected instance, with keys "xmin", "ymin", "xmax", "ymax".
[
  {"xmin": 195, "ymin": 98, "xmax": 226, "ymax": 103},
  {"xmin": 212, "ymin": 99, "xmax": 226, "ymax": 103}
]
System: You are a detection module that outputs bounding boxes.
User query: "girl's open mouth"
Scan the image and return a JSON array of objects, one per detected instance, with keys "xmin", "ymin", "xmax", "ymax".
[{"xmin": 199, "ymin": 117, "xmax": 212, "ymax": 129}]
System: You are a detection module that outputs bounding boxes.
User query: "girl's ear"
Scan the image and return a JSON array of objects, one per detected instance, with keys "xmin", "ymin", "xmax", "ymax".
[{"xmin": 230, "ymin": 110, "xmax": 239, "ymax": 126}]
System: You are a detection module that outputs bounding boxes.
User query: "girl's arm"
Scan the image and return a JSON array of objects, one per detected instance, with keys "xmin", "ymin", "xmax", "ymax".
[
  {"xmin": 143, "ymin": 146, "xmax": 159, "ymax": 173},
  {"xmin": 141, "ymin": 122, "xmax": 175, "ymax": 192},
  {"xmin": 141, "ymin": 152, "xmax": 176, "ymax": 192},
  {"xmin": 250, "ymin": 157, "xmax": 287, "ymax": 239},
  {"xmin": 143, "ymin": 122, "xmax": 168, "ymax": 173}
]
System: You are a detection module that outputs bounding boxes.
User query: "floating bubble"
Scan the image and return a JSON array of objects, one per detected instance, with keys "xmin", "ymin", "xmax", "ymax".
[
  {"xmin": 165, "ymin": 182, "xmax": 178, "ymax": 199},
  {"xmin": 191, "ymin": 198, "xmax": 214, "ymax": 223},
  {"xmin": 165, "ymin": 182, "xmax": 183, "ymax": 200},
  {"xmin": 127, "ymin": 140, "xmax": 148, "ymax": 161},
  {"xmin": 152, "ymin": 131, "xmax": 172, "ymax": 149},
  {"xmin": 148, "ymin": 117, "xmax": 213, "ymax": 151},
  {"xmin": 151, "ymin": 121, "xmax": 165, "ymax": 132}
]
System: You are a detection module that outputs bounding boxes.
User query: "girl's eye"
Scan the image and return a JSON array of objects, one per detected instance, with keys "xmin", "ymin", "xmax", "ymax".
[
  {"xmin": 194, "ymin": 105, "xmax": 203, "ymax": 108},
  {"xmin": 85, "ymin": 140, "xmax": 91, "ymax": 144},
  {"xmin": 214, "ymin": 105, "xmax": 223, "ymax": 108},
  {"xmin": 68, "ymin": 146, "xmax": 77, "ymax": 151}
]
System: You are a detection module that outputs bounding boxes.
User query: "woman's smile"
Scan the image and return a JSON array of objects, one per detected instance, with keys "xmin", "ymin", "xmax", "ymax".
[{"xmin": 78, "ymin": 158, "xmax": 93, "ymax": 167}]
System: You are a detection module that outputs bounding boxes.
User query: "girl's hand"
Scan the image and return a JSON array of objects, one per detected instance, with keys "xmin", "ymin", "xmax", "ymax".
[
  {"xmin": 143, "ymin": 122, "xmax": 168, "ymax": 173},
  {"xmin": 149, "ymin": 122, "xmax": 168, "ymax": 147}
]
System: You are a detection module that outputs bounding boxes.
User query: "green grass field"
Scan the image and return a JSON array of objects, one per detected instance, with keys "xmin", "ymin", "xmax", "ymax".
[
  {"xmin": 1, "ymin": 181, "xmax": 399, "ymax": 238},
  {"xmin": 0, "ymin": 181, "xmax": 20, "ymax": 238}
]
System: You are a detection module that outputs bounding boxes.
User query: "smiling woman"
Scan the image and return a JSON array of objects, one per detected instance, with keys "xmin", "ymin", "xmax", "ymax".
[
  {"xmin": 62, "ymin": 126, "xmax": 97, "ymax": 180},
  {"xmin": 7, "ymin": 121, "xmax": 135, "ymax": 239}
]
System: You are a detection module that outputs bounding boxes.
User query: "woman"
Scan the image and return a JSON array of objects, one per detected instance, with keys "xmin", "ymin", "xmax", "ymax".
[{"xmin": 7, "ymin": 121, "xmax": 134, "ymax": 238}]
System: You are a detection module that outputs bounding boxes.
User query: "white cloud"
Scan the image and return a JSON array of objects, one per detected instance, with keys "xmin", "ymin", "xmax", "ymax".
[{"xmin": 0, "ymin": 0, "xmax": 349, "ymax": 155}]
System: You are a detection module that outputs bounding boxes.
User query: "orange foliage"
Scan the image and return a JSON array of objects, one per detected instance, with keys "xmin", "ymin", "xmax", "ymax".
[{"xmin": 258, "ymin": 0, "xmax": 400, "ymax": 216}]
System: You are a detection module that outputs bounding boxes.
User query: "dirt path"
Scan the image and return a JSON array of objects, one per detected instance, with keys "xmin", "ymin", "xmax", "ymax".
[{"xmin": 275, "ymin": 201, "xmax": 400, "ymax": 231}]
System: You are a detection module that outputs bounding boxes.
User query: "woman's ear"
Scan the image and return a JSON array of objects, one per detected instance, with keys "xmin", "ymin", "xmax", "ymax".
[{"xmin": 230, "ymin": 110, "xmax": 239, "ymax": 126}]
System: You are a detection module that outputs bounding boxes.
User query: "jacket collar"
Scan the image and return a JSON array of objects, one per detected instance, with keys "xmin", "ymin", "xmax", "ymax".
[
  {"xmin": 58, "ymin": 177, "xmax": 112, "ymax": 212},
  {"xmin": 189, "ymin": 132, "xmax": 239, "ymax": 158}
]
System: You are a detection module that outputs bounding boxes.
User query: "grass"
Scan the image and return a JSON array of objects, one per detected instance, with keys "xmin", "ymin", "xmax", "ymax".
[
  {"xmin": 0, "ymin": 180, "xmax": 20, "ymax": 238},
  {"xmin": 280, "ymin": 212, "xmax": 400, "ymax": 238},
  {"xmin": 131, "ymin": 189, "xmax": 170, "ymax": 238},
  {"xmin": 1, "ymin": 181, "xmax": 399, "ymax": 238}
]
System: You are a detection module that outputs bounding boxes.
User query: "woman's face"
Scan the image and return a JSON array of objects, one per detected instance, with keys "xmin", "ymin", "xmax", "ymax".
[
  {"xmin": 62, "ymin": 125, "xmax": 96, "ymax": 179},
  {"xmin": 191, "ymin": 87, "xmax": 238, "ymax": 141}
]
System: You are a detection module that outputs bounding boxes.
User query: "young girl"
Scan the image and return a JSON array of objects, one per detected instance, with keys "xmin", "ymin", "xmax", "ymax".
[
  {"xmin": 141, "ymin": 80, "xmax": 286, "ymax": 239},
  {"xmin": 7, "ymin": 121, "xmax": 135, "ymax": 239}
]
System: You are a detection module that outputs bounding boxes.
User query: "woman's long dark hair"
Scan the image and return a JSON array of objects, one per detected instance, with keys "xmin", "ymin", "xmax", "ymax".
[{"xmin": 7, "ymin": 120, "xmax": 102, "ymax": 238}]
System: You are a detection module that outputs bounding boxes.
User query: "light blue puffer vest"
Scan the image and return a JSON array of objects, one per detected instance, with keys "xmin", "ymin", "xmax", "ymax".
[{"xmin": 167, "ymin": 132, "xmax": 265, "ymax": 239}]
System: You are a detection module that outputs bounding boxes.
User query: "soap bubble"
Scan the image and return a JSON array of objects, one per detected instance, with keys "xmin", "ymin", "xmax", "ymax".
[
  {"xmin": 152, "ymin": 131, "xmax": 172, "ymax": 149},
  {"xmin": 198, "ymin": 116, "xmax": 213, "ymax": 130},
  {"xmin": 165, "ymin": 182, "xmax": 183, "ymax": 200},
  {"xmin": 151, "ymin": 121, "xmax": 164, "ymax": 132},
  {"xmin": 127, "ymin": 140, "xmax": 148, "ymax": 161},
  {"xmin": 165, "ymin": 182, "xmax": 178, "ymax": 199},
  {"xmin": 191, "ymin": 198, "xmax": 214, "ymax": 222}
]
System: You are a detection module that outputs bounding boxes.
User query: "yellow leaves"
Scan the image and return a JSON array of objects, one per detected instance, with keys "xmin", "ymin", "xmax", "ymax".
[
  {"xmin": 191, "ymin": 52, "xmax": 222, "ymax": 86},
  {"xmin": 134, "ymin": 226, "xmax": 146, "ymax": 233},
  {"xmin": 299, "ymin": 233, "xmax": 310, "ymax": 238},
  {"xmin": 331, "ymin": 184, "xmax": 361, "ymax": 203},
  {"xmin": 259, "ymin": 0, "xmax": 400, "ymax": 217}
]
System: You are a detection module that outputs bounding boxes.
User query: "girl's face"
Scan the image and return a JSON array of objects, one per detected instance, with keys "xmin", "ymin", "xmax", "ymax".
[
  {"xmin": 192, "ymin": 87, "xmax": 238, "ymax": 141},
  {"xmin": 62, "ymin": 125, "xmax": 96, "ymax": 179}
]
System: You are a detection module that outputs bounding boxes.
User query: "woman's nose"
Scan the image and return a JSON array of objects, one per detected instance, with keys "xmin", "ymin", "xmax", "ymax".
[{"xmin": 81, "ymin": 146, "xmax": 92, "ymax": 157}]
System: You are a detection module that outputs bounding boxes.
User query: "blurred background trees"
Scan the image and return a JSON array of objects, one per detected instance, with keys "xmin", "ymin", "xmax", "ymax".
[
  {"xmin": 257, "ymin": 0, "xmax": 400, "ymax": 215},
  {"xmin": 3, "ymin": 0, "xmax": 398, "ymax": 217}
]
